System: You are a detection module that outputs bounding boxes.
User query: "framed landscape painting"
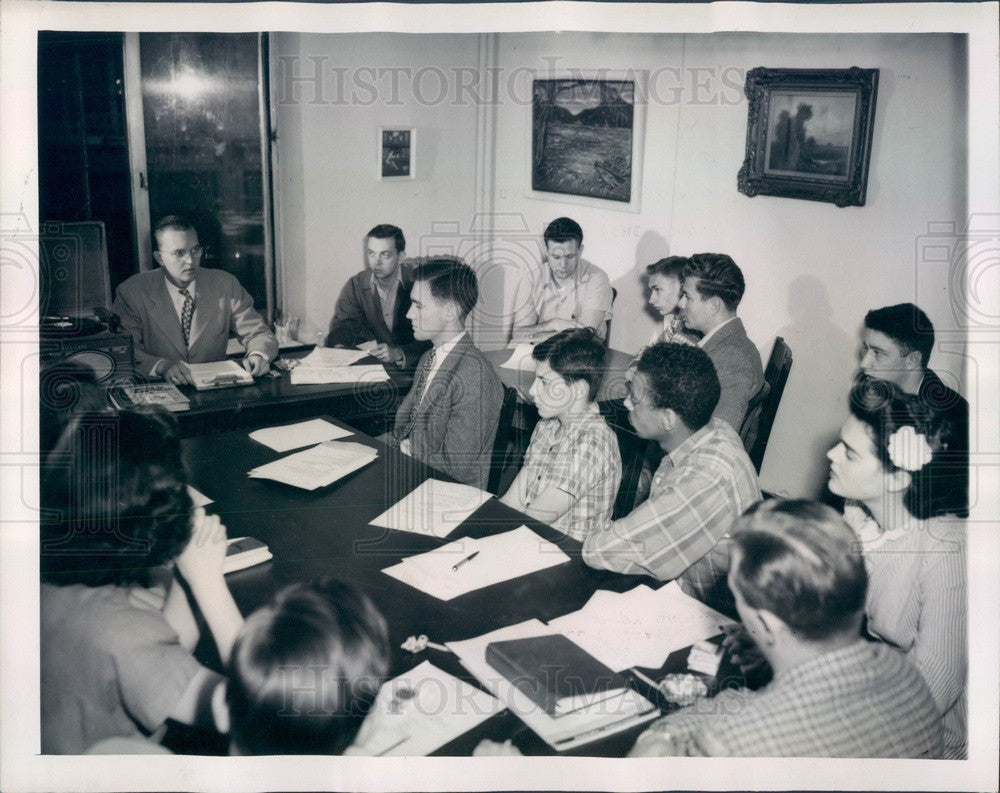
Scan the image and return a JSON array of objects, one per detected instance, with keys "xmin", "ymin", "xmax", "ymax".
[
  {"xmin": 530, "ymin": 73, "xmax": 645, "ymax": 211},
  {"xmin": 738, "ymin": 67, "xmax": 879, "ymax": 207}
]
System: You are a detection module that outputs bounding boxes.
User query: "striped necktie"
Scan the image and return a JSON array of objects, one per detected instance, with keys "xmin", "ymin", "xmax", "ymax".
[{"xmin": 179, "ymin": 288, "xmax": 194, "ymax": 348}]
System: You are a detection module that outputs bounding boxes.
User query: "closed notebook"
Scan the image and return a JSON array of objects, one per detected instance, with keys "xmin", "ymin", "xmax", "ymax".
[{"xmin": 485, "ymin": 633, "xmax": 629, "ymax": 717}]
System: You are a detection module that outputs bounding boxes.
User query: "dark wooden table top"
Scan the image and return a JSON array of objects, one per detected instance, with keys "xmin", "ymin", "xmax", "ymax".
[{"xmin": 182, "ymin": 415, "xmax": 737, "ymax": 756}]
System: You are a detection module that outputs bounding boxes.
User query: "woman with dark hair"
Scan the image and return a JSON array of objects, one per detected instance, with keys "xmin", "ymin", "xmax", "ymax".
[
  {"xmin": 40, "ymin": 408, "xmax": 244, "ymax": 753},
  {"xmin": 827, "ymin": 378, "xmax": 967, "ymax": 758}
]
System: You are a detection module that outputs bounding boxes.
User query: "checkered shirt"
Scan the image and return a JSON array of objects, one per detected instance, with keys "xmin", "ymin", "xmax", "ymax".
[
  {"xmin": 582, "ymin": 418, "xmax": 760, "ymax": 603},
  {"xmin": 631, "ymin": 641, "xmax": 944, "ymax": 758},
  {"xmin": 517, "ymin": 403, "xmax": 621, "ymax": 541}
]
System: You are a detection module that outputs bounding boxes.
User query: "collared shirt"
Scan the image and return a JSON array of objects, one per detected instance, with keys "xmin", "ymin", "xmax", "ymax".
[
  {"xmin": 400, "ymin": 331, "xmax": 467, "ymax": 456},
  {"xmin": 844, "ymin": 502, "xmax": 967, "ymax": 758},
  {"xmin": 582, "ymin": 419, "xmax": 760, "ymax": 604},
  {"xmin": 644, "ymin": 313, "xmax": 696, "ymax": 350},
  {"xmin": 631, "ymin": 641, "xmax": 943, "ymax": 758},
  {"xmin": 370, "ymin": 271, "xmax": 400, "ymax": 333},
  {"xmin": 697, "ymin": 315, "xmax": 739, "ymax": 348},
  {"xmin": 516, "ymin": 403, "xmax": 621, "ymax": 541},
  {"xmin": 511, "ymin": 258, "xmax": 613, "ymax": 336}
]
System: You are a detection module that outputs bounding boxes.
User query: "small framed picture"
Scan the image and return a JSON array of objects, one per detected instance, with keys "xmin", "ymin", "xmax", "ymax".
[
  {"xmin": 737, "ymin": 67, "xmax": 879, "ymax": 207},
  {"xmin": 378, "ymin": 128, "xmax": 415, "ymax": 180}
]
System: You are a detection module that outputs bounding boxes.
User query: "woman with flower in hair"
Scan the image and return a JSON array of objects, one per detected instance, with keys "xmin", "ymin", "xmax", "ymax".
[{"xmin": 827, "ymin": 377, "xmax": 967, "ymax": 758}]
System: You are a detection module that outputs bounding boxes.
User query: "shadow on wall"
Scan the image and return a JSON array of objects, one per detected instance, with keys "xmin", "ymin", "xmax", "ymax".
[
  {"xmin": 609, "ymin": 228, "xmax": 670, "ymax": 351},
  {"xmin": 765, "ymin": 274, "xmax": 856, "ymax": 495}
]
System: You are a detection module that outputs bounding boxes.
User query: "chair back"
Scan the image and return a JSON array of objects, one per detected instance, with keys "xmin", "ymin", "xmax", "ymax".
[
  {"xmin": 605, "ymin": 286, "xmax": 618, "ymax": 342},
  {"xmin": 487, "ymin": 385, "xmax": 519, "ymax": 495},
  {"xmin": 40, "ymin": 220, "xmax": 112, "ymax": 317},
  {"xmin": 599, "ymin": 398, "xmax": 648, "ymax": 519},
  {"xmin": 740, "ymin": 337, "xmax": 793, "ymax": 473}
]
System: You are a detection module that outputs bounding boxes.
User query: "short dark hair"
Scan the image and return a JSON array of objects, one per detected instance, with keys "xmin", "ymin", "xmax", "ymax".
[
  {"xmin": 683, "ymin": 253, "xmax": 745, "ymax": 312},
  {"xmin": 731, "ymin": 499, "xmax": 867, "ymax": 641},
  {"xmin": 226, "ymin": 578, "xmax": 390, "ymax": 755},
  {"xmin": 646, "ymin": 256, "xmax": 688, "ymax": 281},
  {"xmin": 864, "ymin": 303, "xmax": 934, "ymax": 368},
  {"xmin": 152, "ymin": 214, "xmax": 197, "ymax": 249},
  {"xmin": 635, "ymin": 342, "xmax": 720, "ymax": 431},
  {"xmin": 543, "ymin": 217, "xmax": 583, "ymax": 246},
  {"xmin": 366, "ymin": 224, "xmax": 405, "ymax": 253},
  {"xmin": 532, "ymin": 328, "xmax": 606, "ymax": 401},
  {"xmin": 412, "ymin": 257, "xmax": 479, "ymax": 321},
  {"xmin": 849, "ymin": 376, "xmax": 965, "ymax": 518},
  {"xmin": 41, "ymin": 408, "xmax": 192, "ymax": 588}
]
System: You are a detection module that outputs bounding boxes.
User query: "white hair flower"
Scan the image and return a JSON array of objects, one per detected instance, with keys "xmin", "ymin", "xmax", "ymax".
[{"xmin": 888, "ymin": 425, "xmax": 933, "ymax": 472}]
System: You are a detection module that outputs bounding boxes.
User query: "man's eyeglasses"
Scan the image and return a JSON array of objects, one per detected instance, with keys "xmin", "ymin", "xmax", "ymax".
[{"xmin": 163, "ymin": 245, "xmax": 204, "ymax": 260}]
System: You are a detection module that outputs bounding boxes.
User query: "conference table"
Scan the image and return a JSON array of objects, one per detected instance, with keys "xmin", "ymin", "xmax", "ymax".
[
  {"xmin": 181, "ymin": 414, "xmax": 739, "ymax": 757},
  {"xmin": 482, "ymin": 345, "xmax": 634, "ymax": 403}
]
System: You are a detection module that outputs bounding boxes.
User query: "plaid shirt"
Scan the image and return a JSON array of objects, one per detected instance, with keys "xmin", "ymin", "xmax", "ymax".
[
  {"xmin": 582, "ymin": 419, "xmax": 760, "ymax": 604},
  {"xmin": 631, "ymin": 641, "xmax": 943, "ymax": 758},
  {"xmin": 516, "ymin": 403, "xmax": 621, "ymax": 541}
]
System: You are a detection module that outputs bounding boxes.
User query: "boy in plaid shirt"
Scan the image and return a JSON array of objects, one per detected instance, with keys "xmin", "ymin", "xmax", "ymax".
[{"xmin": 500, "ymin": 329, "xmax": 621, "ymax": 540}]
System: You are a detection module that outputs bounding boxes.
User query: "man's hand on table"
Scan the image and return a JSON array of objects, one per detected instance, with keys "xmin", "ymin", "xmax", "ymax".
[
  {"xmin": 162, "ymin": 361, "xmax": 193, "ymax": 386},
  {"xmin": 243, "ymin": 353, "xmax": 269, "ymax": 377},
  {"xmin": 370, "ymin": 343, "xmax": 404, "ymax": 367}
]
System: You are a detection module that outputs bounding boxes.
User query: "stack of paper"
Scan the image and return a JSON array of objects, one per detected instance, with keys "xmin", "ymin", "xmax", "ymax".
[
  {"xmin": 353, "ymin": 661, "xmax": 503, "ymax": 756},
  {"xmin": 248, "ymin": 440, "xmax": 378, "ymax": 490},
  {"xmin": 382, "ymin": 525, "xmax": 570, "ymax": 601},
  {"xmin": 448, "ymin": 620, "xmax": 657, "ymax": 751},
  {"xmin": 249, "ymin": 418, "xmax": 352, "ymax": 452},
  {"xmin": 547, "ymin": 582, "xmax": 736, "ymax": 672},
  {"xmin": 187, "ymin": 360, "xmax": 253, "ymax": 390},
  {"xmin": 369, "ymin": 479, "xmax": 492, "ymax": 538},
  {"xmin": 289, "ymin": 347, "xmax": 389, "ymax": 385}
]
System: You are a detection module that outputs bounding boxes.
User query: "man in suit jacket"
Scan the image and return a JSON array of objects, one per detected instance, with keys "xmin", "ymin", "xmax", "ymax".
[
  {"xmin": 325, "ymin": 224, "xmax": 431, "ymax": 369},
  {"xmin": 112, "ymin": 215, "xmax": 277, "ymax": 385},
  {"xmin": 381, "ymin": 258, "xmax": 503, "ymax": 489},
  {"xmin": 678, "ymin": 253, "xmax": 764, "ymax": 430}
]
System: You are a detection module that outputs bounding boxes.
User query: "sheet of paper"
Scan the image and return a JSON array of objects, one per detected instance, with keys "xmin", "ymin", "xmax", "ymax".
[
  {"xmin": 186, "ymin": 485, "xmax": 213, "ymax": 508},
  {"xmin": 447, "ymin": 620, "xmax": 657, "ymax": 750},
  {"xmin": 299, "ymin": 346, "xmax": 370, "ymax": 367},
  {"xmin": 186, "ymin": 360, "xmax": 253, "ymax": 388},
  {"xmin": 369, "ymin": 478, "xmax": 492, "ymax": 538},
  {"xmin": 248, "ymin": 418, "xmax": 353, "ymax": 452},
  {"xmin": 500, "ymin": 342, "xmax": 538, "ymax": 371},
  {"xmin": 356, "ymin": 340, "xmax": 378, "ymax": 353},
  {"xmin": 356, "ymin": 661, "xmax": 503, "ymax": 756},
  {"xmin": 290, "ymin": 363, "xmax": 390, "ymax": 385},
  {"xmin": 247, "ymin": 440, "xmax": 378, "ymax": 490},
  {"xmin": 381, "ymin": 526, "xmax": 571, "ymax": 601},
  {"xmin": 547, "ymin": 582, "xmax": 736, "ymax": 672}
]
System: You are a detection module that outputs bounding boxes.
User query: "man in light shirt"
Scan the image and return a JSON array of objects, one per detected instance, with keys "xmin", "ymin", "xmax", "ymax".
[
  {"xmin": 381, "ymin": 258, "xmax": 503, "ymax": 489},
  {"xmin": 510, "ymin": 217, "xmax": 614, "ymax": 342},
  {"xmin": 112, "ymin": 214, "xmax": 277, "ymax": 385},
  {"xmin": 677, "ymin": 253, "xmax": 763, "ymax": 430}
]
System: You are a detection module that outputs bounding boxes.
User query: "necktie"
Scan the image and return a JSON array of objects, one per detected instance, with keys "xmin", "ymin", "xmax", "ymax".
[
  {"xmin": 400, "ymin": 349, "xmax": 436, "ymax": 438},
  {"xmin": 179, "ymin": 288, "xmax": 194, "ymax": 348}
]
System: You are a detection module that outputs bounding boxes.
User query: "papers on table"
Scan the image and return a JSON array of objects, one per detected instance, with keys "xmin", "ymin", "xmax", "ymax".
[
  {"xmin": 249, "ymin": 418, "xmax": 352, "ymax": 452},
  {"xmin": 288, "ymin": 346, "xmax": 389, "ymax": 385},
  {"xmin": 501, "ymin": 342, "xmax": 538, "ymax": 372},
  {"xmin": 448, "ymin": 620, "xmax": 657, "ymax": 751},
  {"xmin": 356, "ymin": 340, "xmax": 379, "ymax": 353},
  {"xmin": 355, "ymin": 661, "xmax": 502, "ymax": 756},
  {"xmin": 186, "ymin": 360, "xmax": 253, "ymax": 390},
  {"xmin": 369, "ymin": 479, "xmax": 492, "ymax": 538},
  {"xmin": 382, "ymin": 525, "xmax": 570, "ymax": 601},
  {"xmin": 187, "ymin": 485, "xmax": 213, "ymax": 508},
  {"xmin": 248, "ymin": 440, "xmax": 378, "ymax": 490},
  {"xmin": 547, "ymin": 582, "xmax": 737, "ymax": 672}
]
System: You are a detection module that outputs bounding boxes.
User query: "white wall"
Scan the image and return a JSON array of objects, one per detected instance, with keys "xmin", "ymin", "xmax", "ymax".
[
  {"xmin": 273, "ymin": 31, "xmax": 967, "ymax": 499},
  {"xmin": 488, "ymin": 32, "xmax": 966, "ymax": 497},
  {"xmin": 272, "ymin": 33, "xmax": 483, "ymax": 344}
]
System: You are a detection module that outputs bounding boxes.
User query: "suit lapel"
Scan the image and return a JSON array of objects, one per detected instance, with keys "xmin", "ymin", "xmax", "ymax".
[
  {"xmin": 702, "ymin": 317, "xmax": 744, "ymax": 352},
  {"xmin": 187, "ymin": 277, "xmax": 207, "ymax": 350},
  {"xmin": 148, "ymin": 273, "xmax": 188, "ymax": 358}
]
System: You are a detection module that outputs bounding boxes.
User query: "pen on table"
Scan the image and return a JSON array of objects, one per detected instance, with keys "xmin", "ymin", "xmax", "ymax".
[
  {"xmin": 451, "ymin": 550, "xmax": 479, "ymax": 572},
  {"xmin": 629, "ymin": 666, "xmax": 660, "ymax": 691}
]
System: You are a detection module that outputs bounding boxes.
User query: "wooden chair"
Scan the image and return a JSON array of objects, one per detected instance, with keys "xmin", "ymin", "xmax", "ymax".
[
  {"xmin": 740, "ymin": 337, "xmax": 793, "ymax": 473},
  {"xmin": 487, "ymin": 385, "xmax": 519, "ymax": 495},
  {"xmin": 599, "ymin": 398, "xmax": 648, "ymax": 519}
]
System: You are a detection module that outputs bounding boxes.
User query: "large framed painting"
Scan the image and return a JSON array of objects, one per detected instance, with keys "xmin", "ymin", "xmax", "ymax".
[
  {"xmin": 737, "ymin": 67, "xmax": 879, "ymax": 207},
  {"xmin": 530, "ymin": 73, "xmax": 646, "ymax": 212}
]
